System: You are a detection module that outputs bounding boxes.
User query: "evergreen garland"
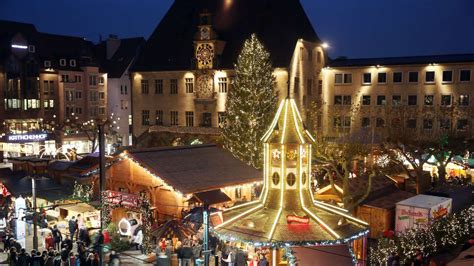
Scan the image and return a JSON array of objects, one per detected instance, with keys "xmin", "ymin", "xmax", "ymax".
[{"xmin": 222, "ymin": 33, "xmax": 277, "ymax": 169}]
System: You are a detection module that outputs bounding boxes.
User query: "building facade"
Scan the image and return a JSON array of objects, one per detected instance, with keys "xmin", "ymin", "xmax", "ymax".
[
  {"xmin": 97, "ymin": 35, "xmax": 144, "ymax": 147},
  {"xmin": 130, "ymin": 0, "xmax": 326, "ymax": 145},
  {"xmin": 0, "ymin": 20, "xmax": 108, "ymax": 157},
  {"xmin": 323, "ymin": 55, "xmax": 474, "ymax": 141},
  {"xmin": 129, "ymin": 0, "xmax": 474, "ymax": 145}
]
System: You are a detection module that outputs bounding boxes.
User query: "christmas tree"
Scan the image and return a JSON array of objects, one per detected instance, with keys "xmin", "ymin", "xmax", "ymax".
[{"xmin": 222, "ymin": 34, "xmax": 277, "ymax": 169}]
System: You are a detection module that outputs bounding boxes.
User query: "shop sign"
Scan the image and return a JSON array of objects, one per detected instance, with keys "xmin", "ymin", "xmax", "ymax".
[
  {"xmin": 6, "ymin": 133, "xmax": 49, "ymax": 143},
  {"xmin": 286, "ymin": 215, "xmax": 310, "ymax": 224},
  {"xmin": 105, "ymin": 190, "xmax": 142, "ymax": 208}
]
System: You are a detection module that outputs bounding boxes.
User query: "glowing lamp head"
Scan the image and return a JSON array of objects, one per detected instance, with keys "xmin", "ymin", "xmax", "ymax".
[{"xmin": 321, "ymin": 42, "xmax": 329, "ymax": 49}]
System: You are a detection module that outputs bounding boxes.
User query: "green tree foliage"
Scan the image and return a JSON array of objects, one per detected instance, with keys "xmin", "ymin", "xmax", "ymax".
[{"xmin": 222, "ymin": 33, "xmax": 277, "ymax": 168}]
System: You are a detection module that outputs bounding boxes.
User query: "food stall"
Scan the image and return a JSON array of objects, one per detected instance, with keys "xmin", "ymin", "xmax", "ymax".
[{"xmin": 395, "ymin": 194, "xmax": 452, "ymax": 232}]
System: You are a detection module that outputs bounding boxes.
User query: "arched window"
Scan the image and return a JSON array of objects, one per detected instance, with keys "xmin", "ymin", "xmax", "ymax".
[
  {"xmin": 287, "ymin": 173, "xmax": 296, "ymax": 187},
  {"xmin": 272, "ymin": 172, "xmax": 280, "ymax": 186},
  {"xmin": 302, "ymin": 172, "xmax": 307, "ymax": 185}
]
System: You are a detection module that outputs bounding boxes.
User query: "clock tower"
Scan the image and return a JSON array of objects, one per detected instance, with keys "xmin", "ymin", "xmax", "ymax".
[{"xmin": 194, "ymin": 11, "xmax": 217, "ymax": 100}]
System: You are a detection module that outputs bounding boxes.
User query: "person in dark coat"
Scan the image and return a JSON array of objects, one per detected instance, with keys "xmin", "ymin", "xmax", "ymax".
[
  {"xmin": 68, "ymin": 217, "xmax": 76, "ymax": 241},
  {"xmin": 51, "ymin": 225, "xmax": 62, "ymax": 250},
  {"xmin": 17, "ymin": 248, "xmax": 30, "ymax": 266},
  {"xmin": 235, "ymin": 249, "xmax": 248, "ymax": 266},
  {"xmin": 61, "ymin": 234, "xmax": 73, "ymax": 252},
  {"xmin": 8, "ymin": 247, "xmax": 17, "ymax": 266},
  {"xmin": 258, "ymin": 253, "xmax": 268, "ymax": 266}
]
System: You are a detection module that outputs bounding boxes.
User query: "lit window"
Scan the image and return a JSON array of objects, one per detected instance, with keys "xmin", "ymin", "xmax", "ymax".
[
  {"xmin": 459, "ymin": 95, "xmax": 469, "ymax": 106},
  {"xmin": 141, "ymin": 80, "xmax": 149, "ymax": 94},
  {"xmin": 185, "ymin": 111, "xmax": 194, "ymax": 127},
  {"xmin": 218, "ymin": 77, "xmax": 228, "ymax": 93},
  {"xmin": 424, "ymin": 95, "xmax": 434, "ymax": 106},
  {"xmin": 185, "ymin": 78, "xmax": 194, "ymax": 93}
]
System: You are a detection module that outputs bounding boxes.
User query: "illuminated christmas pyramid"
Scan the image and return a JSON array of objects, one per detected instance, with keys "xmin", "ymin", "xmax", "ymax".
[{"xmin": 214, "ymin": 98, "xmax": 369, "ymax": 246}]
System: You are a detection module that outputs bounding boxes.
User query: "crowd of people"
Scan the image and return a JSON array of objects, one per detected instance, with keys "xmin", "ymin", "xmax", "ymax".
[{"xmin": 4, "ymin": 215, "xmax": 111, "ymax": 266}]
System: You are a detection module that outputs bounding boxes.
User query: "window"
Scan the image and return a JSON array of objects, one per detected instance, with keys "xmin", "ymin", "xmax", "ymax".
[
  {"xmin": 75, "ymin": 91, "xmax": 82, "ymax": 99},
  {"xmin": 376, "ymin": 118, "xmax": 385, "ymax": 128},
  {"xmin": 286, "ymin": 173, "xmax": 296, "ymax": 187},
  {"xmin": 306, "ymin": 79, "xmax": 313, "ymax": 95},
  {"xmin": 406, "ymin": 119, "xmax": 417, "ymax": 129},
  {"xmin": 423, "ymin": 119, "xmax": 433, "ymax": 130},
  {"xmin": 202, "ymin": 112, "xmax": 212, "ymax": 127},
  {"xmin": 28, "ymin": 45, "xmax": 35, "ymax": 53},
  {"xmin": 440, "ymin": 118, "xmax": 451, "ymax": 130},
  {"xmin": 392, "ymin": 95, "xmax": 402, "ymax": 106},
  {"xmin": 185, "ymin": 111, "xmax": 194, "ymax": 127},
  {"xmin": 294, "ymin": 77, "xmax": 300, "ymax": 94},
  {"xmin": 362, "ymin": 73, "xmax": 371, "ymax": 84},
  {"xmin": 457, "ymin": 119, "xmax": 468, "ymax": 130},
  {"xmin": 442, "ymin": 70, "xmax": 453, "ymax": 83},
  {"xmin": 89, "ymin": 91, "xmax": 98, "ymax": 101},
  {"xmin": 65, "ymin": 90, "xmax": 74, "ymax": 102},
  {"xmin": 318, "ymin": 80, "xmax": 323, "ymax": 95},
  {"xmin": 99, "ymin": 107, "xmax": 106, "ymax": 115},
  {"xmin": 378, "ymin": 72, "xmax": 387, "ymax": 84},
  {"xmin": 142, "ymin": 110, "xmax": 150, "ymax": 126},
  {"xmin": 218, "ymin": 112, "xmax": 226, "ymax": 127},
  {"xmin": 334, "ymin": 116, "xmax": 351, "ymax": 128},
  {"xmin": 393, "ymin": 72, "xmax": 403, "ymax": 83},
  {"xmin": 361, "ymin": 117, "xmax": 370, "ymax": 128},
  {"xmin": 75, "ymin": 75, "xmax": 81, "ymax": 83},
  {"xmin": 235, "ymin": 187, "xmax": 242, "ymax": 199},
  {"xmin": 317, "ymin": 51, "xmax": 322, "ymax": 63},
  {"xmin": 334, "ymin": 95, "xmax": 351, "ymax": 105},
  {"xmin": 98, "ymin": 77, "xmax": 104, "ymax": 85},
  {"xmin": 459, "ymin": 94, "xmax": 469, "ymax": 106},
  {"xmin": 170, "ymin": 79, "xmax": 178, "ymax": 94},
  {"xmin": 460, "ymin": 70, "xmax": 471, "ymax": 82},
  {"xmin": 89, "ymin": 75, "xmax": 97, "ymax": 86},
  {"xmin": 218, "ymin": 77, "xmax": 228, "ymax": 93},
  {"xmin": 120, "ymin": 100, "xmax": 128, "ymax": 110},
  {"xmin": 377, "ymin": 95, "xmax": 386, "ymax": 105},
  {"xmin": 185, "ymin": 78, "xmax": 194, "ymax": 93},
  {"xmin": 441, "ymin": 95, "xmax": 452, "ymax": 106},
  {"xmin": 272, "ymin": 172, "xmax": 280, "ymax": 185},
  {"xmin": 425, "ymin": 71, "xmax": 435, "ymax": 83},
  {"xmin": 170, "ymin": 111, "xmax": 179, "ymax": 125},
  {"xmin": 43, "ymin": 81, "xmax": 50, "ymax": 95},
  {"xmin": 155, "ymin": 80, "xmax": 163, "ymax": 94},
  {"xmin": 424, "ymin": 95, "xmax": 434, "ymax": 106},
  {"xmin": 141, "ymin": 80, "xmax": 149, "ymax": 94},
  {"xmin": 60, "ymin": 59, "xmax": 66, "ymax": 66},
  {"xmin": 70, "ymin": 59, "xmax": 76, "ymax": 67},
  {"xmin": 99, "ymin": 92, "xmax": 105, "ymax": 100},
  {"xmin": 362, "ymin": 95, "xmax": 371, "ymax": 106},
  {"xmin": 308, "ymin": 49, "xmax": 313, "ymax": 62},
  {"xmin": 335, "ymin": 73, "xmax": 352, "ymax": 84},
  {"xmin": 408, "ymin": 95, "xmax": 417, "ymax": 106},
  {"xmin": 61, "ymin": 75, "xmax": 69, "ymax": 83},
  {"xmin": 409, "ymin": 72, "xmax": 419, "ymax": 83},
  {"xmin": 155, "ymin": 110, "xmax": 163, "ymax": 125},
  {"xmin": 44, "ymin": 61, "xmax": 51, "ymax": 68},
  {"xmin": 75, "ymin": 107, "xmax": 81, "ymax": 114}
]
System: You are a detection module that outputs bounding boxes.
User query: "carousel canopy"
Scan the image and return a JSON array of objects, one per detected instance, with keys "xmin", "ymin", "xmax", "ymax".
[{"xmin": 214, "ymin": 99, "xmax": 369, "ymax": 246}]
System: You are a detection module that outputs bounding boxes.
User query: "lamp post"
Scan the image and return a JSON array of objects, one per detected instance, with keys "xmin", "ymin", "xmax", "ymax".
[
  {"xmin": 98, "ymin": 123, "xmax": 106, "ymax": 266},
  {"xmin": 32, "ymin": 177, "xmax": 38, "ymax": 250},
  {"xmin": 203, "ymin": 202, "xmax": 210, "ymax": 266}
]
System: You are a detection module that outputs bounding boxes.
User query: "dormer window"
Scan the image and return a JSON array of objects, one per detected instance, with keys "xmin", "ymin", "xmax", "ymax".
[
  {"xmin": 28, "ymin": 45, "xmax": 35, "ymax": 53},
  {"xmin": 44, "ymin": 60, "xmax": 51, "ymax": 68},
  {"xmin": 59, "ymin": 59, "xmax": 66, "ymax": 66},
  {"xmin": 70, "ymin": 59, "xmax": 76, "ymax": 67}
]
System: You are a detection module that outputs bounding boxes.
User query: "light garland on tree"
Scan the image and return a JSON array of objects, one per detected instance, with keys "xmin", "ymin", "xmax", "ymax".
[{"xmin": 370, "ymin": 206, "xmax": 473, "ymax": 264}]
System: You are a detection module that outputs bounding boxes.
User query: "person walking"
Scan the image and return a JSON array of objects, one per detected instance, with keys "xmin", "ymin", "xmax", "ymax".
[
  {"xmin": 258, "ymin": 253, "xmax": 268, "ymax": 266},
  {"xmin": 45, "ymin": 233, "xmax": 55, "ymax": 251},
  {"xmin": 51, "ymin": 225, "xmax": 62, "ymax": 251},
  {"xmin": 222, "ymin": 249, "xmax": 235, "ymax": 266},
  {"xmin": 68, "ymin": 216, "xmax": 76, "ymax": 241},
  {"xmin": 180, "ymin": 243, "xmax": 193, "ymax": 266}
]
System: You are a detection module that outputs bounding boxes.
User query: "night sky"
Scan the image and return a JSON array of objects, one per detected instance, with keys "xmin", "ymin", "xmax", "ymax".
[{"xmin": 1, "ymin": 0, "xmax": 473, "ymax": 59}]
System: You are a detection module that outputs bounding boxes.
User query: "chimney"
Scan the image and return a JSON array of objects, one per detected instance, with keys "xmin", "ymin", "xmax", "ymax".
[{"xmin": 106, "ymin": 34, "xmax": 121, "ymax": 60}]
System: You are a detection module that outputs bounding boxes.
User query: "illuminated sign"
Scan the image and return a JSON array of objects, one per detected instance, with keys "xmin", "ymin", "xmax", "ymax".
[
  {"xmin": 105, "ymin": 190, "xmax": 142, "ymax": 208},
  {"xmin": 286, "ymin": 215, "xmax": 310, "ymax": 224},
  {"xmin": 7, "ymin": 133, "xmax": 48, "ymax": 143},
  {"xmin": 11, "ymin": 44, "xmax": 28, "ymax": 49}
]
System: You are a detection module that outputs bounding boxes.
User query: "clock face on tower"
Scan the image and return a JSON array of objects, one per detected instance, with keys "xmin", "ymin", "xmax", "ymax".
[{"xmin": 196, "ymin": 43, "xmax": 214, "ymax": 69}]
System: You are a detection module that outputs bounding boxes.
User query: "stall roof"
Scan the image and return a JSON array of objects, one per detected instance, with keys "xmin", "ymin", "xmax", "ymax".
[
  {"xmin": 396, "ymin": 194, "xmax": 451, "ymax": 209},
  {"xmin": 362, "ymin": 189, "xmax": 414, "ymax": 209},
  {"xmin": 190, "ymin": 189, "xmax": 231, "ymax": 205},
  {"xmin": 0, "ymin": 169, "xmax": 73, "ymax": 201},
  {"xmin": 124, "ymin": 144, "xmax": 261, "ymax": 194}
]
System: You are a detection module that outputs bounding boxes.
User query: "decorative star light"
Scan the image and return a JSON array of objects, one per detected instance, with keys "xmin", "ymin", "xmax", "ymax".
[{"xmin": 272, "ymin": 149, "xmax": 281, "ymax": 160}]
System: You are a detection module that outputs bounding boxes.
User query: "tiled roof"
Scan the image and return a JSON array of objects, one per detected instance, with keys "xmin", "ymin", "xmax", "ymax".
[
  {"xmin": 97, "ymin": 37, "xmax": 145, "ymax": 78},
  {"xmin": 131, "ymin": 0, "xmax": 320, "ymax": 71},
  {"xmin": 328, "ymin": 53, "xmax": 474, "ymax": 68},
  {"xmin": 126, "ymin": 144, "xmax": 261, "ymax": 194}
]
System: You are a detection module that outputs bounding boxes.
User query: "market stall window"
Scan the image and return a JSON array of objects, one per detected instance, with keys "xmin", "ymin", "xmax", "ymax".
[{"xmin": 272, "ymin": 172, "xmax": 280, "ymax": 185}]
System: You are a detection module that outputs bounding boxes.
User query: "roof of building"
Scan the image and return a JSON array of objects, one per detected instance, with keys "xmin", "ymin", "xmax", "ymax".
[
  {"xmin": 396, "ymin": 194, "xmax": 452, "ymax": 209},
  {"xmin": 328, "ymin": 53, "xmax": 474, "ymax": 68},
  {"xmin": 131, "ymin": 0, "xmax": 320, "ymax": 71},
  {"xmin": 362, "ymin": 189, "xmax": 414, "ymax": 209},
  {"xmin": 124, "ymin": 144, "xmax": 261, "ymax": 194},
  {"xmin": 48, "ymin": 161, "xmax": 74, "ymax": 172},
  {"xmin": 97, "ymin": 37, "xmax": 145, "ymax": 78}
]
